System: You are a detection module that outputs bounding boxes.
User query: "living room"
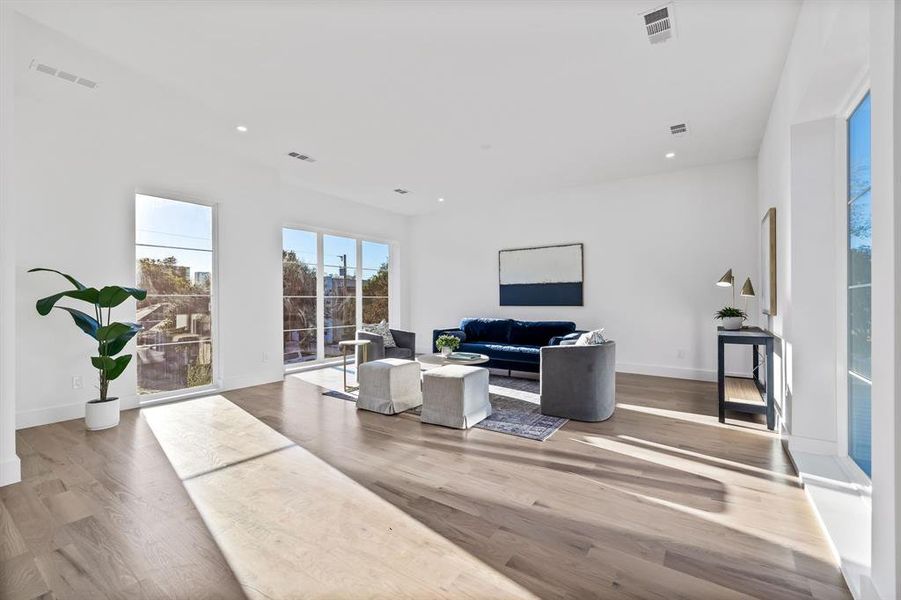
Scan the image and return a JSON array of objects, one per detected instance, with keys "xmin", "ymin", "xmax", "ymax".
[{"xmin": 1, "ymin": 1, "xmax": 899, "ymax": 599}]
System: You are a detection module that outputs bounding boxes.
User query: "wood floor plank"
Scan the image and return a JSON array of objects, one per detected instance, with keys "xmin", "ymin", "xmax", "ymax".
[{"xmin": 0, "ymin": 552, "xmax": 52, "ymax": 600}]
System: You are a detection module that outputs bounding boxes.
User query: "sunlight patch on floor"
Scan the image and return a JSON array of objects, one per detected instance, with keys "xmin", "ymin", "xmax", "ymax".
[
  {"xmin": 612, "ymin": 434, "xmax": 799, "ymax": 484},
  {"xmin": 143, "ymin": 395, "xmax": 537, "ymax": 599},
  {"xmin": 572, "ymin": 434, "xmax": 824, "ymax": 554},
  {"xmin": 617, "ymin": 402, "xmax": 774, "ymax": 437}
]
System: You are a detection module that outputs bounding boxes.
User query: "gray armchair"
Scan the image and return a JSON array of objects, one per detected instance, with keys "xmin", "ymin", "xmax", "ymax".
[
  {"xmin": 539, "ymin": 341, "xmax": 615, "ymax": 422},
  {"xmin": 356, "ymin": 328, "xmax": 416, "ymax": 366}
]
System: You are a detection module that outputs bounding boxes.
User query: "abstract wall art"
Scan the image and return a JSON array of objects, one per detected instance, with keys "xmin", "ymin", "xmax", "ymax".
[{"xmin": 498, "ymin": 243, "xmax": 583, "ymax": 306}]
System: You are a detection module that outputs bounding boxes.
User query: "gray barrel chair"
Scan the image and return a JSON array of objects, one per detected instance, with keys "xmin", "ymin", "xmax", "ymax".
[
  {"xmin": 539, "ymin": 341, "xmax": 616, "ymax": 422},
  {"xmin": 355, "ymin": 328, "xmax": 416, "ymax": 366}
]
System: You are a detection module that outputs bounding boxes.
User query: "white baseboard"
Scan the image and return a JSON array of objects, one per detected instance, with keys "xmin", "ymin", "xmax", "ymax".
[
  {"xmin": 17, "ymin": 400, "xmax": 86, "ymax": 430},
  {"xmin": 616, "ymin": 361, "xmax": 751, "ymax": 382},
  {"xmin": 16, "ymin": 392, "xmax": 139, "ymax": 430},
  {"xmin": 0, "ymin": 455, "xmax": 21, "ymax": 487},
  {"xmin": 15, "ymin": 372, "xmax": 284, "ymax": 430}
]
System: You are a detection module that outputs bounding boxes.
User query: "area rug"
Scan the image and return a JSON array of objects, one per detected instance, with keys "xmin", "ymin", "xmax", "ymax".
[{"xmin": 323, "ymin": 374, "xmax": 567, "ymax": 441}]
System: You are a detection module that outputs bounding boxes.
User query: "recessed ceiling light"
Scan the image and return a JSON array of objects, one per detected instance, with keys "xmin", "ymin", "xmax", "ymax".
[
  {"xmin": 236, "ymin": 125, "xmax": 248, "ymax": 132},
  {"xmin": 665, "ymin": 152, "xmax": 676, "ymax": 158},
  {"xmin": 437, "ymin": 198, "xmax": 445, "ymax": 203}
]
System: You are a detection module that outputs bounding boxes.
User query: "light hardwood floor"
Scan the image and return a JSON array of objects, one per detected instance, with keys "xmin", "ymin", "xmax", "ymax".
[{"xmin": 1, "ymin": 372, "xmax": 850, "ymax": 599}]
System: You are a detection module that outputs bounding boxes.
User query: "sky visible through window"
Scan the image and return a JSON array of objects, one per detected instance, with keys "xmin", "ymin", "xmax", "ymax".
[{"xmin": 136, "ymin": 194, "xmax": 213, "ymax": 277}]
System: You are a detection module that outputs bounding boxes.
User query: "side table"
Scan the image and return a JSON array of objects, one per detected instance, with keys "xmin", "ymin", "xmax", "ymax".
[
  {"xmin": 717, "ymin": 326, "xmax": 775, "ymax": 430},
  {"xmin": 338, "ymin": 339, "xmax": 370, "ymax": 392}
]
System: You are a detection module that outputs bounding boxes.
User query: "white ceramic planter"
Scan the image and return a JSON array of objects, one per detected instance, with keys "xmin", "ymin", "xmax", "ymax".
[
  {"xmin": 722, "ymin": 316, "xmax": 744, "ymax": 331},
  {"xmin": 440, "ymin": 346, "xmax": 452, "ymax": 357},
  {"xmin": 85, "ymin": 397, "xmax": 120, "ymax": 431}
]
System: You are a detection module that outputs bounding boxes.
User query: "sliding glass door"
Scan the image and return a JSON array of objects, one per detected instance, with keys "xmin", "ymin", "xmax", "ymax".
[
  {"xmin": 282, "ymin": 229, "xmax": 391, "ymax": 366},
  {"xmin": 847, "ymin": 93, "xmax": 871, "ymax": 477}
]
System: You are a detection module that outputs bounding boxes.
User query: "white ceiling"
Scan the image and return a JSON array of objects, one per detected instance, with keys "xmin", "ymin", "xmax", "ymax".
[{"xmin": 13, "ymin": 0, "xmax": 800, "ymax": 215}]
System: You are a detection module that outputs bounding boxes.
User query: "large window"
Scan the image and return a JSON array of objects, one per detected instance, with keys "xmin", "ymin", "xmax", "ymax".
[
  {"xmin": 323, "ymin": 234, "xmax": 357, "ymax": 358},
  {"xmin": 282, "ymin": 229, "xmax": 391, "ymax": 365},
  {"xmin": 362, "ymin": 241, "xmax": 390, "ymax": 324},
  {"xmin": 847, "ymin": 93, "xmax": 871, "ymax": 476},
  {"xmin": 283, "ymin": 229, "xmax": 318, "ymax": 365},
  {"xmin": 135, "ymin": 194, "xmax": 214, "ymax": 395}
]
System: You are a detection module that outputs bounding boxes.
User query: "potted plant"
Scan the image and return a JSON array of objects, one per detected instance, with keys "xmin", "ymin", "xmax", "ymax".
[
  {"xmin": 435, "ymin": 334, "xmax": 461, "ymax": 357},
  {"xmin": 29, "ymin": 268, "xmax": 146, "ymax": 431},
  {"xmin": 715, "ymin": 306, "xmax": 747, "ymax": 331}
]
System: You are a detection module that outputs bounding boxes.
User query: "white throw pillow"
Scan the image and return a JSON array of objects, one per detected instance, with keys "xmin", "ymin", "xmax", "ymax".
[
  {"xmin": 575, "ymin": 328, "xmax": 607, "ymax": 346},
  {"xmin": 362, "ymin": 320, "xmax": 397, "ymax": 348}
]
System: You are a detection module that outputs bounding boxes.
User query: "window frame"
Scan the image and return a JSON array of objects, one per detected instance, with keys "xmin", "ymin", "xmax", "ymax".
[
  {"xmin": 835, "ymin": 79, "xmax": 873, "ymax": 486},
  {"xmin": 134, "ymin": 191, "xmax": 220, "ymax": 405},
  {"xmin": 282, "ymin": 228, "xmax": 319, "ymax": 367},
  {"xmin": 282, "ymin": 223, "xmax": 397, "ymax": 371}
]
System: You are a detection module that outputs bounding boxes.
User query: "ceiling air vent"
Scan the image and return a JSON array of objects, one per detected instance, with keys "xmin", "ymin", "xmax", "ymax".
[
  {"xmin": 669, "ymin": 122, "xmax": 689, "ymax": 137},
  {"xmin": 287, "ymin": 152, "xmax": 316, "ymax": 162},
  {"xmin": 641, "ymin": 4, "xmax": 675, "ymax": 44},
  {"xmin": 393, "ymin": 188, "xmax": 410, "ymax": 195},
  {"xmin": 29, "ymin": 59, "xmax": 98, "ymax": 89}
]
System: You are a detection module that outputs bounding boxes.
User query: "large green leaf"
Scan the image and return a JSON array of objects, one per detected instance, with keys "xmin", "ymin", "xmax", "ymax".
[
  {"xmin": 90, "ymin": 354, "xmax": 132, "ymax": 380},
  {"xmin": 97, "ymin": 286, "xmax": 147, "ymax": 308},
  {"xmin": 54, "ymin": 307, "xmax": 100, "ymax": 339},
  {"xmin": 27, "ymin": 268, "xmax": 86, "ymax": 290},
  {"xmin": 101, "ymin": 322, "xmax": 141, "ymax": 356},
  {"xmin": 96, "ymin": 322, "xmax": 133, "ymax": 342},
  {"xmin": 35, "ymin": 288, "xmax": 100, "ymax": 315},
  {"xmin": 106, "ymin": 354, "xmax": 133, "ymax": 381},
  {"xmin": 91, "ymin": 355, "xmax": 116, "ymax": 371}
]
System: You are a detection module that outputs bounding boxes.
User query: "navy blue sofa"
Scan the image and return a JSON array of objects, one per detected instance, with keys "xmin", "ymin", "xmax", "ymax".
[{"xmin": 432, "ymin": 318, "xmax": 584, "ymax": 374}]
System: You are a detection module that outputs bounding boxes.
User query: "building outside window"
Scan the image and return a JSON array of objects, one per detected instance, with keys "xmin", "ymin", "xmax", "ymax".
[{"xmin": 135, "ymin": 194, "xmax": 214, "ymax": 395}]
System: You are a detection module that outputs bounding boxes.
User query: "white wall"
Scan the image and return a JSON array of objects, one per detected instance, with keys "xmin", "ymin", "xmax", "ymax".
[
  {"xmin": 408, "ymin": 158, "xmax": 759, "ymax": 381},
  {"xmin": 0, "ymin": 2, "xmax": 22, "ymax": 486},
  {"xmin": 758, "ymin": 1, "xmax": 899, "ymax": 597},
  {"xmin": 9, "ymin": 14, "xmax": 409, "ymax": 431},
  {"xmin": 787, "ymin": 117, "xmax": 842, "ymax": 450}
]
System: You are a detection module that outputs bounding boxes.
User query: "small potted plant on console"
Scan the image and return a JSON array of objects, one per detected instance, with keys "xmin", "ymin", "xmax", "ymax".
[{"xmin": 715, "ymin": 306, "xmax": 747, "ymax": 331}]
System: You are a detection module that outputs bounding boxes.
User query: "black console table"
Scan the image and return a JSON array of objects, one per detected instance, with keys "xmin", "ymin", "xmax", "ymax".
[{"xmin": 717, "ymin": 326, "xmax": 775, "ymax": 430}]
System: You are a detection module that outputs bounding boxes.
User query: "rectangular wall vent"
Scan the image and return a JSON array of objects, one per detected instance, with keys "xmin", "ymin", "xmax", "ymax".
[
  {"xmin": 642, "ymin": 4, "xmax": 675, "ymax": 44},
  {"xmin": 669, "ymin": 122, "xmax": 688, "ymax": 136},
  {"xmin": 29, "ymin": 59, "xmax": 98, "ymax": 90},
  {"xmin": 393, "ymin": 188, "xmax": 410, "ymax": 195},
  {"xmin": 287, "ymin": 152, "xmax": 316, "ymax": 162}
]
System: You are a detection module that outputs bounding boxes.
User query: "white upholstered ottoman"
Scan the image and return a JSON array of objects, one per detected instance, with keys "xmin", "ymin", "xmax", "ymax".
[
  {"xmin": 357, "ymin": 358, "xmax": 423, "ymax": 415},
  {"xmin": 421, "ymin": 365, "xmax": 491, "ymax": 429}
]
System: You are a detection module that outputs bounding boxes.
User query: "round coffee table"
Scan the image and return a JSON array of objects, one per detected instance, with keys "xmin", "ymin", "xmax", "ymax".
[{"xmin": 418, "ymin": 352, "xmax": 490, "ymax": 367}]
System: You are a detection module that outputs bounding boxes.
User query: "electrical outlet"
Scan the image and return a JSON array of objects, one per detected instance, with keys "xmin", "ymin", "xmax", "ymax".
[
  {"xmin": 72, "ymin": 375, "xmax": 83, "ymax": 390},
  {"xmin": 676, "ymin": 349, "xmax": 686, "ymax": 359},
  {"xmin": 262, "ymin": 352, "xmax": 270, "ymax": 363}
]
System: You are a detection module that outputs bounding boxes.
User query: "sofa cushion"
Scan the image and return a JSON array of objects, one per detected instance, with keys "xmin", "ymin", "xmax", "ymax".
[
  {"xmin": 459, "ymin": 342, "xmax": 540, "ymax": 363},
  {"xmin": 460, "ymin": 318, "xmax": 514, "ymax": 343},
  {"xmin": 509, "ymin": 320, "xmax": 577, "ymax": 347}
]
